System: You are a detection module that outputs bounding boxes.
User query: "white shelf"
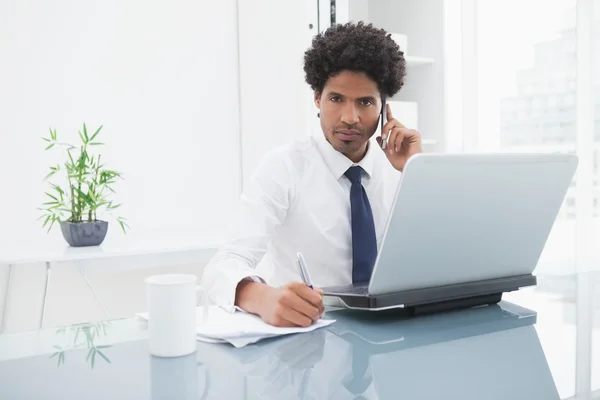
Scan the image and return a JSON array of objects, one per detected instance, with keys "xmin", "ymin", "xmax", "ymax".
[
  {"xmin": 422, "ymin": 139, "xmax": 437, "ymax": 145},
  {"xmin": 405, "ymin": 55, "xmax": 434, "ymax": 67}
]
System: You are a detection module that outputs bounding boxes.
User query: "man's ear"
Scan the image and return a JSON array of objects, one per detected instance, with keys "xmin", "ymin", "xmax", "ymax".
[{"xmin": 314, "ymin": 91, "xmax": 321, "ymax": 109}]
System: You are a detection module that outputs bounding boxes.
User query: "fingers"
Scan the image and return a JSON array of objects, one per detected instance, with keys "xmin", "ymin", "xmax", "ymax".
[
  {"xmin": 282, "ymin": 285, "xmax": 322, "ymax": 323},
  {"xmin": 381, "ymin": 119, "xmax": 407, "ymax": 141},
  {"xmin": 278, "ymin": 306, "xmax": 314, "ymax": 328},
  {"xmin": 385, "ymin": 127, "xmax": 421, "ymax": 154},
  {"xmin": 387, "ymin": 127, "xmax": 404, "ymax": 154},
  {"xmin": 296, "ymin": 284, "xmax": 325, "ymax": 315},
  {"xmin": 294, "ymin": 285, "xmax": 325, "ymax": 316},
  {"xmin": 314, "ymin": 288, "xmax": 325, "ymax": 315}
]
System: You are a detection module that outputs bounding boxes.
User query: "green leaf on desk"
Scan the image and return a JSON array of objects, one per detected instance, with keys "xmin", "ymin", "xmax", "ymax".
[
  {"xmin": 91, "ymin": 350, "xmax": 96, "ymax": 368},
  {"xmin": 96, "ymin": 349, "xmax": 110, "ymax": 364}
]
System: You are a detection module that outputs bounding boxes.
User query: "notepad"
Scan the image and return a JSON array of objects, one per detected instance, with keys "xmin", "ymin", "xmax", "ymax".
[{"xmin": 137, "ymin": 305, "xmax": 335, "ymax": 348}]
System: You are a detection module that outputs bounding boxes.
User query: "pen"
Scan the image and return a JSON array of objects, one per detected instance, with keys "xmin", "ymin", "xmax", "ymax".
[{"xmin": 296, "ymin": 252, "xmax": 314, "ymax": 289}]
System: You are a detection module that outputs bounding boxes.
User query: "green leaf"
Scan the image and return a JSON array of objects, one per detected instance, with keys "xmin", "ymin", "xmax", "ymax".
[
  {"xmin": 83, "ymin": 123, "xmax": 89, "ymax": 141},
  {"xmin": 43, "ymin": 171, "xmax": 56, "ymax": 181},
  {"xmin": 75, "ymin": 188, "xmax": 91, "ymax": 203},
  {"xmin": 78, "ymin": 130, "xmax": 86, "ymax": 144},
  {"xmin": 91, "ymin": 350, "xmax": 96, "ymax": 368},
  {"xmin": 45, "ymin": 192, "xmax": 58, "ymax": 201},
  {"xmin": 42, "ymin": 137, "xmax": 50, "ymax": 142},
  {"xmin": 42, "ymin": 215, "xmax": 51, "ymax": 228},
  {"xmin": 48, "ymin": 127, "xmax": 57, "ymax": 141},
  {"xmin": 96, "ymin": 349, "xmax": 111, "ymax": 364},
  {"xmin": 96, "ymin": 345, "xmax": 112, "ymax": 349},
  {"xmin": 45, "ymin": 143, "xmax": 55, "ymax": 150},
  {"xmin": 52, "ymin": 184, "xmax": 65, "ymax": 200},
  {"xmin": 47, "ymin": 215, "xmax": 57, "ymax": 232},
  {"xmin": 89, "ymin": 142, "xmax": 104, "ymax": 146},
  {"xmin": 86, "ymin": 348, "xmax": 93, "ymax": 361},
  {"xmin": 83, "ymin": 328, "xmax": 93, "ymax": 344},
  {"xmin": 89, "ymin": 125, "xmax": 103, "ymax": 142},
  {"xmin": 118, "ymin": 218, "xmax": 129, "ymax": 233}
]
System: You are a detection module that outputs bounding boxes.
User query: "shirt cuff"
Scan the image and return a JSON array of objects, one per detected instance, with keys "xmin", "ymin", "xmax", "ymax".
[
  {"xmin": 245, "ymin": 275, "xmax": 266, "ymax": 284},
  {"xmin": 207, "ymin": 271, "xmax": 266, "ymax": 314}
]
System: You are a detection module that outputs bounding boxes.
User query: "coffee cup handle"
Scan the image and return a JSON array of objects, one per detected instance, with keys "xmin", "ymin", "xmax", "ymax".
[{"xmin": 196, "ymin": 285, "xmax": 209, "ymax": 323}]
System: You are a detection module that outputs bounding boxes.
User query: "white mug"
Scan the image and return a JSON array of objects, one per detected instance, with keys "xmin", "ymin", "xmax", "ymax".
[{"xmin": 145, "ymin": 274, "xmax": 209, "ymax": 357}]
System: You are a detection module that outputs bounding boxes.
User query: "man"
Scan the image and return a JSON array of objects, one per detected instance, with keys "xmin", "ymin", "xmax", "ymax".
[{"xmin": 201, "ymin": 22, "xmax": 422, "ymax": 327}]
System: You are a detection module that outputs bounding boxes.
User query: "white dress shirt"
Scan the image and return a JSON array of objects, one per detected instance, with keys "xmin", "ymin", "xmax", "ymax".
[{"xmin": 201, "ymin": 133, "xmax": 401, "ymax": 311}]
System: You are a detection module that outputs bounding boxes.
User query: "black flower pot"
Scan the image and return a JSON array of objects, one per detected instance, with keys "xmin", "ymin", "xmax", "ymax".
[{"xmin": 60, "ymin": 220, "xmax": 108, "ymax": 247}]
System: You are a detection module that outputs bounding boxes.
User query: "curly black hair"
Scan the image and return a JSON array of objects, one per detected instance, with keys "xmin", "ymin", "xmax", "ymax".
[{"xmin": 303, "ymin": 22, "xmax": 406, "ymax": 99}]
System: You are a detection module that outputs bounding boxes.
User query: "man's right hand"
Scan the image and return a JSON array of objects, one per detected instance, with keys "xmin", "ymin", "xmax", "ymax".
[{"xmin": 235, "ymin": 280, "xmax": 324, "ymax": 328}]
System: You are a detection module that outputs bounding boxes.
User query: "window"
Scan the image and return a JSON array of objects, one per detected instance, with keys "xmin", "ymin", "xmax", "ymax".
[{"xmin": 463, "ymin": 2, "xmax": 599, "ymax": 394}]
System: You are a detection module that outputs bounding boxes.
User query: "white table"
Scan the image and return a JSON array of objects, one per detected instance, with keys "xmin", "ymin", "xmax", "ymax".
[{"xmin": 0, "ymin": 233, "xmax": 221, "ymax": 333}]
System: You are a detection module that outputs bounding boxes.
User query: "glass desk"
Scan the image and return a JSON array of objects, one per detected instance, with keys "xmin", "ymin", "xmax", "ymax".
[{"xmin": 0, "ymin": 272, "xmax": 598, "ymax": 399}]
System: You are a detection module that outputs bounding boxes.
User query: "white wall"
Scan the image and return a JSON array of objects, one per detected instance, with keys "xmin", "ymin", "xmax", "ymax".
[
  {"xmin": 347, "ymin": 0, "xmax": 370, "ymax": 22},
  {"xmin": 237, "ymin": 0, "xmax": 317, "ymax": 190},
  {"xmin": 368, "ymin": 0, "xmax": 447, "ymax": 149},
  {"xmin": 0, "ymin": 0, "xmax": 326, "ymax": 332},
  {"xmin": 0, "ymin": 0, "xmax": 241, "ymax": 244}
]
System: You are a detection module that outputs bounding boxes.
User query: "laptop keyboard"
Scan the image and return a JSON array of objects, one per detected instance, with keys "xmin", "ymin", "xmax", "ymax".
[
  {"xmin": 326, "ymin": 284, "xmax": 369, "ymax": 295},
  {"xmin": 347, "ymin": 286, "xmax": 369, "ymax": 294}
]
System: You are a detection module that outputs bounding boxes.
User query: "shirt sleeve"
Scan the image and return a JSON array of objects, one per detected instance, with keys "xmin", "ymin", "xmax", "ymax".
[{"xmin": 200, "ymin": 148, "xmax": 294, "ymax": 312}]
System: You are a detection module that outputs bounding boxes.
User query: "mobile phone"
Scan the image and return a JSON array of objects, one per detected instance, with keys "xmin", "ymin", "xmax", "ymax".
[{"xmin": 380, "ymin": 99, "xmax": 387, "ymax": 149}]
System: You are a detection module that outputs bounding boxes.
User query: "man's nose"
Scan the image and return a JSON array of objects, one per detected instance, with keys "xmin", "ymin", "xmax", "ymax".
[{"xmin": 340, "ymin": 104, "xmax": 359, "ymax": 125}]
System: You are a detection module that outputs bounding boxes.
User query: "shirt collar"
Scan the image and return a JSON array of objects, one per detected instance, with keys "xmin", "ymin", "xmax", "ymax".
[{"xmin": 315, "ymin": 133, "xmax": 376, "ymax": 180}]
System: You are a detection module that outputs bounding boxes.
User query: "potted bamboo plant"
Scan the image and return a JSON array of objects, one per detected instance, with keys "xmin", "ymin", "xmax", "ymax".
[{"xmin": 39, "ymin": 123, "xmax": 128, "ymax": 247}]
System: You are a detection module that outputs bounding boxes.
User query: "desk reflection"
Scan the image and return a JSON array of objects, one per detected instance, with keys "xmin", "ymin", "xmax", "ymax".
[{"xmin": 198, "ymin": 302, "xmax": 560, "ymax": 400}]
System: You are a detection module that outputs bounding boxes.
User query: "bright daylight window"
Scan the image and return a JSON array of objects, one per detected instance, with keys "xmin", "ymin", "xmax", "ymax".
[
  {"xmin": 466, "ymin": 1, "xmax": 600, "ymax": 398},
  {"xmin": 472, "ymin": 0, "xmax": 600, "ymax": 275}
]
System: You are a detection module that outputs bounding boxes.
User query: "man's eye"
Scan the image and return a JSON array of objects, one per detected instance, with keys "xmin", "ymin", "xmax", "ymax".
[
  {"xmin": 330, "ymin": 96, "xmax": 341, "ymax": 102},
  {"xmin": 360, "ymin": 99, "xmax": 373, "ymax": 106}
]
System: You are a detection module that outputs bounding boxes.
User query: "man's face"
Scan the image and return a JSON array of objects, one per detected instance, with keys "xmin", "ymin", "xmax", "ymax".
[{"xmin": 314, "ymin": 70, "xmax": 382, "ymax": 162}]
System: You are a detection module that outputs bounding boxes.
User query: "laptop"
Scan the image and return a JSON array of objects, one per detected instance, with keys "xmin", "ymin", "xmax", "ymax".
[{"xmin": 322, "ymin": 152, "xmax": 578, "ymax": 311}]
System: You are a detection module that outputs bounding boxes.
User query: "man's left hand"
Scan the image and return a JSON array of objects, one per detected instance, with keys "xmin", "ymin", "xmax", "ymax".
[{"xmin": 376, "ymin": 103, "xmax": 423, "ymax": 172}]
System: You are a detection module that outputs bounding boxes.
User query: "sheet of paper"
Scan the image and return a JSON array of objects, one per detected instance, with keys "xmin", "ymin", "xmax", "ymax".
[
  {"xmin": 136, "ymin": 305, "xmax": 335, "ymax": 348},
  {"xmin": 194, "ymin": 306, "xmax": 334, "ymax": 340}
]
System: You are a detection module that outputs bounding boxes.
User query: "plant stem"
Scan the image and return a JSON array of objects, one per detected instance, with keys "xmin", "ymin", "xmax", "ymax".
[
  {"xmin": 77, "ymin": 144, "xmax": 85, "ymax": 223},
  {"xmin": 70, "ymin": 183, "xmax": 76, "ymax": 222}
]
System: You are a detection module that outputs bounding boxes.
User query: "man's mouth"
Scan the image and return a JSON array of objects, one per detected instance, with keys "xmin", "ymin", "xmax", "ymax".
[{"xmin": 335, "ymin": 130, "xmax": 360, "ymax": 141}]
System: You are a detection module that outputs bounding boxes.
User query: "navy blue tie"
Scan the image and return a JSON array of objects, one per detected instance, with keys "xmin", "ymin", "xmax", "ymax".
[{"xmin": 345, "ymin": 166, "xmax": 377, "ymax": 284}]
